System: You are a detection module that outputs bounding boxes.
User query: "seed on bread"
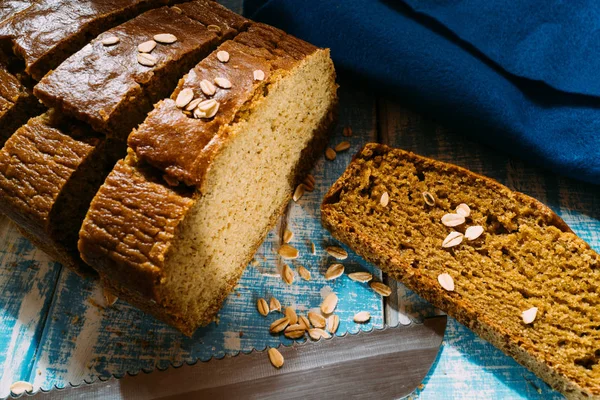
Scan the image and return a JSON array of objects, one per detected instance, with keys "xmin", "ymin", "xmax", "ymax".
[
  {"xmin": 214, "ymin": 77, "xmax": 232, "ymax": 89},
  {"xmin": 334, "ymin": 141, "xmax": 351, "ymax": 152},
  {"xmin": 253, "ymin": 69, "xmax": 265, "ymax": 81},
  {"xmin": 442, "ymin": 231, "xmax": 463, "ymax": 248},
  {"xmin": 284, "ymin": 324, "xmax": 306, "ymax": 339},
  {"xmin": 101, "ymin": 35, "xmax": 120, "ymax": 46},
  {"xmin": 257, "ymin": 298, "xmax": 269, "ymax": 316},
  {"xmin": 138, "ymin": 40, "xmax": 157, "ymax": 53},
  {"xmin": 308, "ymin": 328, "xmax": 331, "ymax": 340},
  {"xmin": 278, "ymin": 244, "xmax": 299, "ymax": 259},
  {"xmin": 437, "ymin": 273, "xmax": 455, "ymax": 291},
  {"xmin": 308, "ymin": 311, "xmax": 326, "ymax": 328},
  {"xmin": 194, "ymin": 99, "xmax": 219, "ymax": 119},
  {"xmin": 293, "ymin": 184, "xmax": 305, "ymax": 202},
  {"xmin": 422, "ymin": 191, "xmax": 435, "ymax": 206},
  {"xmin": 353, "ymin": 311, "xmax": 371, "ymax": 323},
  {"xmin": 269, "ymin": 297, "xmax": 282, "ymax": 312},
  {"xmin": 185, "ymin": 97, "xmax": 202, "ymax": 111},
  {"xmin": 327, "ymin": 314, "xmax": 340, "ymax": 334},
  {"xmin": 217, "ymin": 50, "xmax": 230, "ymax": 62},
  {"xmin": 285, "ymin": 306, "xmax": 298, "ymax": 325},
  {"xmin": 380, "ymin": 192, "xmax": 389, "ymax": 207},
  {"xmin": 153, "ymin": 33, "xmax": 177, "ymax": 44},
  {"xmin": 268, "ymin": 348, "xmax": 284, "ymax": 368},
  {"xmin": 325, "ymin": 263, "xmax": 344, "ymax": 280},
  {"xmin": 175, "ymin": 88, "xmax": 194, "ymax": 108},
  {"xmin": 137, "ymin": 52, "xmax": 157, "ymax": 67},
  {"xmin": 348, "ymin": 271, "xmax": 373, "ymax": 283},
  {"xmin": 200, "ymin": 79, "xmax": 216, "ymax": 96},
  {"xmin": 522, "ymin": 307, "xmax": 538, "ymax": 324},
  {"xmin": 281, "ymin": 264, "xmax": 294, "ymax": 285},
  {"xmin": 325, "ymin": 147, "xmax": 336, "ymax": 161},
  {"xmin": 321, "ymin": 293, "xmax": 338, "ymax": 314},
  {"xmin": 455, "ymin": 203, "xmax": 471, "ymax": 217},
  {"xmin": 441, "ymin": 213, "xmax": 466, "ymax": 227},
  {"xmin": 297, "ymin": 265, "xmax": 311, "ymax": 281},
  {"xmin": 207, "ymin": 24, "xmax": 221, "ymax": 32},
  {"xmin": 326, "ymin": 246, "xmax": 348, "ymax": 260},
  {"xmin": 269, "ymin": 317, "xmax": 290, "ymax": 333},
  {"xmin": 465, "ymin": 225, "xmax": 484, "ymax": 240},
  {"xmin": 370, "ymin": 282, "xmax": 392, "ymax": 297}
]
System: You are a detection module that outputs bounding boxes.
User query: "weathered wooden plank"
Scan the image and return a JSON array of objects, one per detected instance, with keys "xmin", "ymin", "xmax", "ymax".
[
  {"xmin": 377, "ymin": 98, "xmax": 567, "ymax": 399},
  {"xmin": 28, "ymin": 77, "xmax": 385, "ymax": 391},
  {"xmin": 0, "ymin": 216, "xmax": 62, "ymax": 398}
]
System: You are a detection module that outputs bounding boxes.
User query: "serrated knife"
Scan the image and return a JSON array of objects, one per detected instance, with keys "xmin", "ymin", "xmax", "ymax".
[{"xmin": 23, "ymin": 316, "xmax": 446, "ymax": 400}]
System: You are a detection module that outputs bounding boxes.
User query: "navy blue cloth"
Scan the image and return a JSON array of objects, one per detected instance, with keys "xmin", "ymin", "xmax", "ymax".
[{"xmin": 245, "ymin": 0, "xmax": 600, "ymax": 184}]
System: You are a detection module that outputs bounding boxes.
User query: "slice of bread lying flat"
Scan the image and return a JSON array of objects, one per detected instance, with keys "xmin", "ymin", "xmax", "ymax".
[
  {"xmin": 321, "ymin": 143, "xmax": 600, "ymax": 399},
  {"xmin": 79, "ymin": 24, "xmax": 338, "ymax": 335}
]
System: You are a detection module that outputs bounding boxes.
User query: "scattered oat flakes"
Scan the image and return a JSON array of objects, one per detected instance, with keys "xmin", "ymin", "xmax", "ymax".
[
  {"xmin": 380, "ymin": 192, "xmax": 389, "ymax": 207},
  {"xmin": 214, "ymin": 77, "xmax": 232, "ymax": 89},
  {"xmin": 455, "ymin": 203, "xmax": 471, "ymax": 217},
  {"xmin": 353, "ymin": 311, "xmax": 371, "ymax": 323},
  {"xmin": 9, "ymin": 381, "xmax": 33, "ymax": 395},
  {"xmin": 154, "ymin": 33, "xmax": 177, "ymax": 44},
  {"xmin": 334, "ymin": 141, "xmax": 351, "ymax": 152},
  {"xmin": 253, "ymin": 69, "xmax": 265, "ymax": 81},
  {"xmin": 342, "ymin": 126, "xmax": 353, "ymax": 137},
  {"xmin": 137, "ymin": 52, "xmax": 157, "ymax": 67},
  {"xmin": 297, "ymin": 265, "xmax": 311, "ymax": 281},
  {"xmin": 441, "ymin": 213, "xmax": 465, "ymax": 227},
  {"xmin": 308, "ymin": 328, "xmax": 331, "ymax": 340},
  {"xmin": 310, "ymin": 241, "xmax": 316, "ymax": 255},
  {"xmin": 101, "ymin": 35, "xmax": 120, "ymax": 46},
  {"xmin": 283, "ymin": 229, "xmax": 294, "ymax": 243},
  {"xmin": 327, "ymin": 314, "xmax": 339, "ymax": 334},
  {"xmin": 325, "ymin": 263, "xmax": 344, "ymax": 280},
  {"xmin": 285, "ymin": 307, "xmax": 298, "ymax": 325},
  {"xmin": 175, "ymin": 88, "xmax": 194, "ymax": 108},
  {"xmin": 348, "ymin": 271, "xmax": 373, "ymax": 283},
  {"xmin": 321, "ymin": 293, "xmax": 338, "ymax": 314},
  {"xmin": 257, "ymin": 298, "xmax": 269, "ymax": 316},
  {"xmin": 522, "ymin": 307, "xmax": 538, "ymax": 324},
  {"xmin": 442, "ymin": 231, "xmax": 463, "ymax": 248},
  {"xmin": 298, "ymin": 315, "xmax": 311, "ymax": 330},
  {"xmin": 303, "ymin": 174, "xmax": 315, "ymax": 191},
  {"xmin": 370, "ymin": 282, "xmax": 392, "ymax": 297},
  {"xmin": 465, "ymin": 225, "xmax": 484, "ymax": 241},
  {"xmin": 308, "ymin": 311, "xmax": 326, "ymax": 329},
  {"xmin": 293, "ymin": 184, "xmax": 305, "ymax": 202},
  {"xmin": 138, "ymin": 40, "xmax": 157, "ymax": 53},
  {"xmin": 437, "ymin": 273, "xmax": 454, "ymax": 291},
  {"xmin": 422, "ymin": 191, "xmax": 435, "ymax": 206},
  {"xmin": 268, "ymin": 348, "xmax": 284, "ymax": 368},
  {"xmin": 325, "ymin": 246, "xmax": 348, "ymax": 260},
  {"xmin": 325, "ymin": 147, "xmax": 336, "ymax": 161},
  {"xmin": 200, "ymin": 79, "xmax": 216, "ymax": 96},
  {"xmin": 103, "ymin": 288, "xmax": 118, "ymax": 307},
  {"xmin": 278, "ymin": 244, "xmax": 299, "ymax": 259},
  {"xmin": 217, "ymin": 50, "xmax": 230, "ymax": 63},
  {"xmin": 281, "ymin": 264, "xmax": 294, "ymax": 285},
  {"xmin": 284, "ymin": 324, "xmax": 305, "ymax": 339},
  {"xmin": 207, "ymin": 24, "xmax": 221, "ymax": 32},
  {"xmin": 269, "ymin": 297, "xmax": 281, "ymax": 312},
  {"xmin": 269, "ymin": 317, "xmax": 290, "ymax": 333}
]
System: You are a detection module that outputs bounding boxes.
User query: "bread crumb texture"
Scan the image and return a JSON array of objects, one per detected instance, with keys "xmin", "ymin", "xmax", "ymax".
[{"xmin": 322, "ymin": 143, "xmax": 600, "ymax": 399}]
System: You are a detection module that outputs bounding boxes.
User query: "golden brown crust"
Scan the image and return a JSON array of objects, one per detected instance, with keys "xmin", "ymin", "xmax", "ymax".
[
  {"xmin": 321, "ymin": 143, "xmax": 598, "ymax": 400},
  {"xmin": 128, "ymin": 23, "xmax": 317, "ymax": 187}
]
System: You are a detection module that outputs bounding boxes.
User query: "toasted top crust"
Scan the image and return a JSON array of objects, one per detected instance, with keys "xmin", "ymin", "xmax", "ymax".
[
  {"xmin": 175, "ymin": 0, "xmax": 249, "ymax": 38},
  {"xmin": 128, "ymin": 24, "xmax": 317, "ymax": 187},
  {"xmin": 0, "ymin": 0, "xmax": 31, "ymax": 25},
  {"xmin": 34, "ymin": 4, "xmax": 229, "ymax": 136},
  {"xmin": 0, "ymin": 0, "xmax": 174, "ymax": 80}
]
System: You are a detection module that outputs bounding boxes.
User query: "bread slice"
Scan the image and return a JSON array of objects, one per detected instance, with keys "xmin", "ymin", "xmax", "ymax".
[
  {"xmin": 0, "ymin": 1, "xmax": 248, "ymax": 276},
  {"xmin": 79, "ymin": 25, "xmax": 338, "ymax": 335},
  {"xmin": 0, "ymin": 0, "xmax": 176, "ymax": 80},
  {"xmin": 321, "ymin": 143, "xmax": 600, "ymax": 399}
]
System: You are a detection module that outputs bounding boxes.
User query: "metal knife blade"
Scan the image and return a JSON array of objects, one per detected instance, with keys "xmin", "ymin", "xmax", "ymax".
[{"xmin": 28, "ymin": 316, "xmax": 446, "ymax": 400}]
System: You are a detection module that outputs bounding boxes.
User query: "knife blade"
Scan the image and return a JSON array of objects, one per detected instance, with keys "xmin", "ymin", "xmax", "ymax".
[{"xmin": 26, "ymin": 316, "xmax": 446, "ymax": 400}]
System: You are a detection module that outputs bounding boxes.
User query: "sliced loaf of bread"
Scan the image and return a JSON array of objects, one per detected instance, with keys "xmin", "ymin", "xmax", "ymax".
[
  {"xmin": 79, "ymin": 24, "xmax": 338, "ymax": 335},
  {"xmin": 321, "ymin": 143, "xmax": 599, "ymax": 399}
]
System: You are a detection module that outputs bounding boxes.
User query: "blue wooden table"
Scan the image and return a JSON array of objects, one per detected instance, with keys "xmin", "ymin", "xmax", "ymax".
[{"xmin": 1, "ymin": 2, "xmax": 596, "ymax": 397}]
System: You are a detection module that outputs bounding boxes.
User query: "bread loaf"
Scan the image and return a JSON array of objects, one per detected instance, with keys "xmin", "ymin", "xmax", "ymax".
[
  {"xmin": 321, "ymin": 143, "xmax": 600, "ymax": 399},
  {"xmin": 79, "ymin": 24, "xmax": 338, "ymax": 334}
]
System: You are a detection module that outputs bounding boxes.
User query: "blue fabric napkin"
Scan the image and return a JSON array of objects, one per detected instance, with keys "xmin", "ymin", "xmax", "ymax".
[{"xmin": 245, "ymin": 0, "xmax": 600, "ymax": 185}]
